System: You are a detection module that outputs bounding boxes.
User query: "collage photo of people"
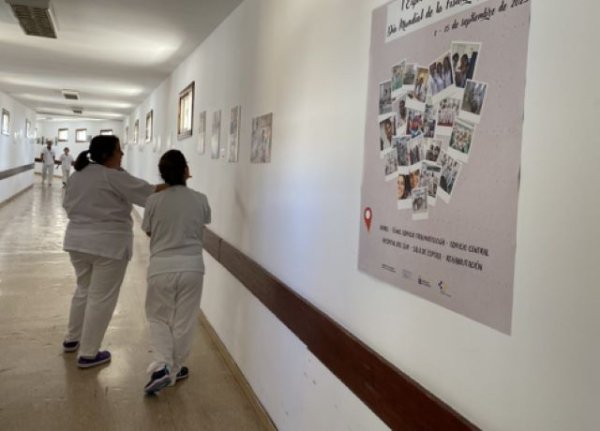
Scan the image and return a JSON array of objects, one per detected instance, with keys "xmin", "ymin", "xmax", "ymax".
[{"xmin": 378, "ymin": 41, "xmax": 486, "ymax": 220}]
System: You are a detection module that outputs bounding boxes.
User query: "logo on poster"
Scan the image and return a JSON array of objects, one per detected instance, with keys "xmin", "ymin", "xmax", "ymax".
[{"xmin": 418, "ymin": 276, "xmax": 431, "ymax": 287}]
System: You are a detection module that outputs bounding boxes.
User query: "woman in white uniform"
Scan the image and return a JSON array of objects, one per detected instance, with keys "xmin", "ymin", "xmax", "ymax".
[
  {"xmin": 62, "ymin": 135, "xmax": 164, "ymax": 368},
  {"xmin": 141, "ymin": 150, "xmax": 211, "ymax": 394},
  {"xmin": 59, "ymin": 147, "xmax": 74, "ymax": 187}
]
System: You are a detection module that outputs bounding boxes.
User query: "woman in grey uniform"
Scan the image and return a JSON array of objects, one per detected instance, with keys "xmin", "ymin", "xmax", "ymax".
[
  {"xmin": 62, "ymin": 135, "xmax": 165, "ymax": 368},
  {"xmin": 141, "ymin": 149, "xmax": 211, "ymax": 394}
]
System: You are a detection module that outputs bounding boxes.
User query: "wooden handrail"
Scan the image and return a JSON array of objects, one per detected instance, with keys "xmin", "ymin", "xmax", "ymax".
[{"xmin": 203, "ymin": 228, "xmax": 479, "ymax": 430}]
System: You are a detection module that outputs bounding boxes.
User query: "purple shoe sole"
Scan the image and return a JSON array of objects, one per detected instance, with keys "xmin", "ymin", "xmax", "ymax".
[{"xmin": 77, "ymin": 351, "xmax": 111, "ymax": 369}]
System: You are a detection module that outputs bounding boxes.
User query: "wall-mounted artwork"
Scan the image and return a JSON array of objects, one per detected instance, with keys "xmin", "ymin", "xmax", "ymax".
[
  {"xmin": 134, "ymin": 120, "xmax": 139, "ymax": 145},
  {"xmin": 76, "ymin": 128, "xmax": 87, "ymax": 142},
  {"xmin": 25, "ymin": 119, "xmax": 32, "ymax": 139},
  {"xmin": 177, "ymin": 82, "xmax": 194, "ymax": 140},
  {"xmin": 197, "ymin": 111, "xmax": 206, "ymax": 154},
  {"xmin": 228, "ymin": 105, "xmax": 241, "ymax": 163},
  {"xmin": 145, "ymin": 110, "xmax": 153, "ymax": 142},
  {"xmin": 58, "ymin": 128, "xmax": 68, "ymax": 142},
  {"xmin": 250, "ymin": 113, "xmax": 272, "ymax": 163},
  {"xmin": 100, "ymin": 129, "xmax": 113, "ymax": 136},
  {"xmin": 1, "ymin": 109, "xmax": 9, "ymax": 136},
  {"xmin": 210, "ymin": 110, "xmax": 221, "ymax": 159}
]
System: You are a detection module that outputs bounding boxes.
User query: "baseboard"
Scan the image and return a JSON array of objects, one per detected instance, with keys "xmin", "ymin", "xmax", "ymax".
[
  {"xmin": 199, "ymin": 311, "xmax": 278, "ymax": 431},
  {"xmin": 0, "ymin": 184, "xmax": 33, "ymax": 209}
]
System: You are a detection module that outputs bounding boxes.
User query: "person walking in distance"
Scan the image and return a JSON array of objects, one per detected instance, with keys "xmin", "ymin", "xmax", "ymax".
[{"xmin": 40, "ymin": 141, "xmax": 56, "ymax": 185}]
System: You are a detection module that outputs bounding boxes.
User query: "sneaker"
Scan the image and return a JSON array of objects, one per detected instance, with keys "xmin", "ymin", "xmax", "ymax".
[
  {"xmin": 77, "ymin": 351, "xmax": 111, "ymax": 369},
  {"xmin": 144, "ymin": 366, "xmax": 172, "ymax": 395},
  {"xmin": 62, "ymin": 340, "xmax": 79, "ymax": 352},
  {"xmin": 176, "ymin": 366, "xmax": 189, "ymax": 382}
]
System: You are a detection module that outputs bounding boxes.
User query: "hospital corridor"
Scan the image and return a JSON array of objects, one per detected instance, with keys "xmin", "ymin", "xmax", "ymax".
[{"xmin": 0, "ymin": 181, "xmax": 268, "ymax": 430}]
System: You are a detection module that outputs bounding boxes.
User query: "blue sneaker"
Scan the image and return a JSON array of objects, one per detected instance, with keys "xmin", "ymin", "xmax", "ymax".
[
  {"xmin": 77, "ymin": 351, "xmax": 111, "ymax": 369},
  {"xmin": 144, "ymin": 367, "xmax": 172, "ymax": 395},
  {"xmin": 62, "ymin": 340, "xmax": 79, "ymax": 353}
]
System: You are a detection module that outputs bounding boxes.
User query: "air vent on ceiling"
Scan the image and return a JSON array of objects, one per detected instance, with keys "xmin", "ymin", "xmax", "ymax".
[
  {"xmin": 72, "ymin": 107, "xmax": 83, "ymax": 115},
  {"xmin": 5, "ymin": 0, "xmax": 57, "ymax": 39},
  {"xmin": 62, "ymin": 90, "xmax": 79, "ymax": 100}
]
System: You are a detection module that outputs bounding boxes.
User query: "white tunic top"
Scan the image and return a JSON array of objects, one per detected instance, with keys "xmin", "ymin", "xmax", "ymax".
[
  {"xmin": 63, "ymin": 163, "xmax": 154, "ymax": 261},
  {"xmin": 41, "ymin": 147, "xmax": 55, "ymax": 166},
  {"xmin": 141, "ymin": 185, "xmax": 211, "ymax": 277},
  {"xmin": 59, "ymin": 154, "xmax": 74, "ymax": 170}
]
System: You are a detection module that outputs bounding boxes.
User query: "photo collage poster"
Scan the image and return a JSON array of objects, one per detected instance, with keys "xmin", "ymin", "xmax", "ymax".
[
  {"xmin": 228, "ymin": 105, "xmax": 241, "ymax": 162},
  {"xmin": 358, "ymin": 0, "xmax": 531, "ymax": 333}
]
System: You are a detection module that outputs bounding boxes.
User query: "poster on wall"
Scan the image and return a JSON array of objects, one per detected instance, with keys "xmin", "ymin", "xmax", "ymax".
[
  {"xmin": 250, "ymin": 113, "xmax": 272, "ymax": 163},
  {"xmin": 358, "ymin": 0, "xmax": 531, "ymax": 334},
  {"xmin": 210, "ymin": 110, "xmax": 221, "ymax": 159},
  {"xmin": 228, "ymin": 105, "xmax": 241, "ymax": 162},
  {"xmin": 197, "ymin": 111, "xmax": 206, "ymax": 154}
]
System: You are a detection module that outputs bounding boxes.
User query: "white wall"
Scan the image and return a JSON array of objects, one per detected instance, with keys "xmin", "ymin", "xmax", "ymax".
[
  {"xmin": 123, "ymin": 1, "xmax": 600, "ymax": 430},
  {"xmin": 0, "ymin": 90, "xmax": 36, "ymax": 204}
]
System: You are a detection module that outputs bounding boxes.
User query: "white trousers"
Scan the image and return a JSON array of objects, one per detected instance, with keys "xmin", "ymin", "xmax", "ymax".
[
  {"xmin": 62, "ymin": 168, "xmax": 71, "ymax": 184},
  {"xmin": 66, "ymin": 251, "xmax": 129, "ymax": 358},
  {"xmin": 42, "ymin": 164, "xmax": 54, "ymax": 184},
  {"xmin": 145, "ymin": 272, "xmax": 204, "ymax": 377}
]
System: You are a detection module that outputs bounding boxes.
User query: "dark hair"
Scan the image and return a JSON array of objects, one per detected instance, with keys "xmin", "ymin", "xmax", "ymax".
[
  {"xmin": 159, "ymin": 150, "xmax": 188, "ymax": 186},
  {"xmin": 74, "ymin": 135, "xmax": 120, "ymax": 171}
]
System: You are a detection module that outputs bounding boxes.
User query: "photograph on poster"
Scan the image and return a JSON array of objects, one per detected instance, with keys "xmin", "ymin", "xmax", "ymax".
[
  {"xmin": 460, "ymin": 80, "xmax": 487, "ymax": 123},
  {"xmin": 393, "ymin": 135, "xmax": 410, "ymax": 174},
  {"xmin": 448, "ymin": 118, "xmax": 476, "ymax": 163},
  {"xmin": 424, "ymin": 138, "xmax": 441, "ymax": 162},
  {"xmin": 408, "ymin": 66, "xmax": 429, "ymax": 105},
  {"xmin": 437, "ymin": 97, "xmax": 461, "ymax": 133},
  {"xmin": 438, "ymin": 150, "xmax": 462, "ymax": 203},
  {"xmin": 408, "ymin": 135, "xmax": 424, "ymax": 166},
  {"xmin": 379, "ymin": 116, "xmax": 395, "ymax": 152},
  {"xmin": 211, "ymin": 110, "xmax": 221, "ymax": 159},
  {"xmin": 423, "ymin": 104, "xmax": 437, "ymax": 138},
  {"xmin": 451, "ymin": 41, "xmax": 481, "ymax": 89},
  {"xmin": 392, "ymin": 95, "xmax": 407, "ymax": 132},
  {"xmin": 379, "ymin": 81, "xmax": 392, "ymax": 116},
  {"xmin": 228, "ymin": 105, "xmax": 241, "ymax": 162},
  {"xmin": 406, "ymin": 108, "xmax": 424, "ymax": 137},
  {"xmin": 383, "ymin": 148, "xmax": 399, "ymax": 181},
  {"xmin": 397, "ymin": 174, "xmax": 412, "ymax": 209},
  {"xmin": 429, "ymin": 52, "xmax": 454, "ymax": 103},
  {"xmin": 403, "ymin": 63, "xmax": 416, "ymax": 88},
  {"xmin": 411, "ymin": 187, "xmax": 428, "ymax": 220},
  {"xmin": 251, "ymin": 113, "xmax": 273, "ymax": 163},
  {"xmin": 391, "ymin": 60, "xmax": 406, "ymax": 97},
  {"xmin": 408, "ymin": 164, "xmax": 421, "ymax": 190},
  {"xmin": 421, "ymin": 160, "xmax": 442, "ymax": 205},
  {"xmin": 197, "ymin": 111, "xmax": 206, "ymax": 154}
]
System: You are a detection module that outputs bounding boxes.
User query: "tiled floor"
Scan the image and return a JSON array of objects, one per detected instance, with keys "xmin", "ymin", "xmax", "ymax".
[{"xmin": 0, "ymin": 180, "xmax": 266, "ymax": 430}]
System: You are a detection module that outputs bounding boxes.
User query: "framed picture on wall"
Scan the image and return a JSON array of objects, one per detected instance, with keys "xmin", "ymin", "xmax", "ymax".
[
  {"xmin": 210, "ymin": 110, "xmax": 221, "ymax": 159},
  {"xmin": 177, "ymin": 81, "xmax": 194, "ymax": 139},
  {"xmin": 251, "ymin": 113, "xmax": 273, "ymax": 163},
  {"xmin": 196, "ymin": 110, "xmax": 206, "ymax": 154},
  {"xmin": 124, "ymin": 126, "xmax": 129, "ymax": 146},
  {"xmin": 100, "ymin": 129, "xmax": 113, "ymax": 136},
  {"xmin": 145, "ymin": 110, "xmax": 153, "ymax": 142},
  {"xmin": 134, "ymin": 120, "xmax": 139, "ymax": 145},
  {"xmin": 2, "ymin": 109, "xmax": 10, "ymax": 135},
  {"xmin": 58, "ymin": 128, "xmax": 68, "ymax": 142},
  {"xmin": 25, "ymin": 119, "xmax": 31, "ymax": 138},
  {"xmin": 76, "ymin": 129, "xmax": 87, "ymax": 143},
  {"xmin": 228, "ymin": 105, "xmax": 241, "ymax": 162}
]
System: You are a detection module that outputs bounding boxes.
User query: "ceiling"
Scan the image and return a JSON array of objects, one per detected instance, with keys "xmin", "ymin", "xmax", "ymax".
[{"xmin": 0, "ymin": 0, "xmax": 242, "ymax": 121}]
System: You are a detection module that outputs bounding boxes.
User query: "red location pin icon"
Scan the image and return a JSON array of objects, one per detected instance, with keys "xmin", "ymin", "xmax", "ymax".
[{"xmin": 363, "ymin": 207, "xmax": 373, "ymax": 232}]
